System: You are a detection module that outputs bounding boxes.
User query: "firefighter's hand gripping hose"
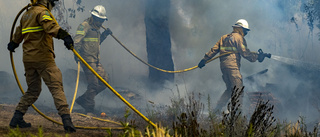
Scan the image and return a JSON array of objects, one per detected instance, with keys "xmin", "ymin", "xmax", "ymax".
[{"xmin": 9, "ymin": 3, "xmax": 124, "ymax": 130}]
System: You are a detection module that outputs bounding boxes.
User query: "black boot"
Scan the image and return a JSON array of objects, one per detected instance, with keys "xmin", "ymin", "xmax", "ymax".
[
  {"xmin": 75, "ymin": 96, "xmax": 89, "ymax": 110},
  {"xmin": 61, "ymin": 114, "xmax": 76, "ymax": 133},
  {"xmin": 75, "ymin": 95, "xmax": 94, "ymax": 114},
  {"xmin": 9, "ymin": 110, "xmax": 31, "ymax": 128}
]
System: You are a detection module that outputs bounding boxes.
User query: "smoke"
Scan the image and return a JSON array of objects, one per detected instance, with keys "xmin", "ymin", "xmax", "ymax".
[
  {"xmin": 168, "ymin": 0, "xmax": 320, "ymax": 124},
  {"xmin": 1, "ymin": 0, "xmax": 320, "ymax": 124}
]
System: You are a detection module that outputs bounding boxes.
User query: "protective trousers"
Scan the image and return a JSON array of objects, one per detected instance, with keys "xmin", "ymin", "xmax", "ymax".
[
  {"xmin": 78, "ymin": 62, "xmax": 108, "ymax": 112},
  {"xmin": 215, "ymin": 68, "xmax": 243, "ymax": 111},
  {"xmin": 16, "ymin": 62, "xmax": 70, "ymax": 116}
]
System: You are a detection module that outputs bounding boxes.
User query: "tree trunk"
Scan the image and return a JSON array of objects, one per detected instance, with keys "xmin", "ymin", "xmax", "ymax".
[{"xmin": 144, "ymin": 0, "xmax": 174, "ymax": 85}]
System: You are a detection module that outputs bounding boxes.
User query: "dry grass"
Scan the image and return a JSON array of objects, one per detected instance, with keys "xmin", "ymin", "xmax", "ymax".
[{"xmin": 2, "ymin": 86, "xmax": 320, "ymax": 136}]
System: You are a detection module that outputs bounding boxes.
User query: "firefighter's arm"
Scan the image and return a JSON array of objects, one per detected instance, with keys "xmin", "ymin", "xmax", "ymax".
[
  {"xmin": 39, "ymin": 10, "xmax": 60, "ymax": 37},
  {"xmin": 100, "ymin": 28, "xmax": 112, "ymax": 44},
  {"xmin": 39, "ymin": 10, "xmax": 74, "ymax": 50},
  {"xmin": 236, "ymin": 38, "xmax": 258, "ymax": 62},
  {"xmin": 72, "ymin": 24, "xmax": 87, "ymax": 62},
  {"xmin": 12, "ymin": 25, "xmax": 23, "ymax": 44},
  {"xmin": 198, "ymin": 38, "xmax": 221, "ymax": 68},
  {"xmin": 73, "ymin": 23, "xmax": 87, "ymax": 52},
  {"xmin": 8, "ymin": 25, "xmax": 23, "ymax": 52},
  {"xmin": 204, "ymin": 38, "xmax": 221, "ymax": 60}
]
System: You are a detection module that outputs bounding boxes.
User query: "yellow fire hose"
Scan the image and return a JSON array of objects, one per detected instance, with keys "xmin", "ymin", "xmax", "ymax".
[
  {"xmin": 69, "ymin": 61, "xmax": 80, "ymax": 113},
  {"xmin": 9, "ymin": 3, "xmax": 124, "ymax": 130},
  {"xmin": 69, "ymin": 61, "xmax": 123, "ymax": 127},
  {"xmin": 72, "ymin": 49, "xmax": 158, "ymax": 128},
  {"xmin": 48, "ymin": 5, "xmax": 159, "ymax": 130},
  {"xmin": 66, "ymin": 62, "xmax": 123, "ymax": 127},
  {"xmin": 10, "ymin": 0, "xmax": 244, "ymax": 132},
  {"xmin": 68, "ymin": 62, "xmax": 123, "ymax": 126},
  {"xmin": 102, "ymin": 26, "xmax": 234, "ymax": 73},
  {"xmin": 9, "ymin": 51, "xmax": 124, "ymax": 130},
  {"xmin": 74, "ymin": 113, "xmax": 122, "ymax": 126},
  {"xmin": 11, "ymin": 1, "xmax": 160, "ymax": 130},
  {"xmin": 68, "ymin": 27, "xmax": 234, "ymax": 127},
  {"xmin": 67, "ymin": 51, "xmax": 159, "ymax": 129}
]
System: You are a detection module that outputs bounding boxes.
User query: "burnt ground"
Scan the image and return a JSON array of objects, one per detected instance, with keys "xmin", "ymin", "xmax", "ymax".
[
  {"xmin": 0, "ymin": 104, "xmax": 125, "ymax": 137},
  {"xmin": 0, "ymin": 71, "xmax": 147, "ymax": 136}
]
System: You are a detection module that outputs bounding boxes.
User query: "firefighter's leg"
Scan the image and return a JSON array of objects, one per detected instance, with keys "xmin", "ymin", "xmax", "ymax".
[
  {"xmin": 76, "ymin": 62, "xmax": 98, "ymax": 113},
  {"xmin": 41, "ymin": 62, "xmax": 76, "ymax": 132},
  {"xmin": 215, "ymin": 68, "xmax": 243, "ymax": 111},
  {"xmin": 229, "ymin": 69, "xmax": 243, "ymax": 89},
  {"xmin": 40, "ymin": 62, "xmax": 70, "ymax": 116},
  {"xmin": 215, "ymin": 69, "xmax": 232, "ymax": 111},
  {"xmin": 15, "ymin": 64, "xmax": 42, "ymax": 114},
  {"xmin": 11, "ymin": 63, "xmax": 40, "ymax": 128},
  {"xmin": 229, "ymin": 69, "xmax": 243, "ymax": 107},
  {"xmin": 95, "ymin": 63, "xmax": 108, "ymax": 94}
]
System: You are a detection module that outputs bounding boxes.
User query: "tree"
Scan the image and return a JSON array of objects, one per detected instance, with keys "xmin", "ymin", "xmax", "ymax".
[{"xmin": 144, "ymin": 0, "xmax": 174, "ymax": 86}]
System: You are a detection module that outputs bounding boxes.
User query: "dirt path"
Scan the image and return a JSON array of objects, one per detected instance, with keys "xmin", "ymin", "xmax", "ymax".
[{"xmin": 0, "ymin": 104, "xmax": 123, "ymax": 137}]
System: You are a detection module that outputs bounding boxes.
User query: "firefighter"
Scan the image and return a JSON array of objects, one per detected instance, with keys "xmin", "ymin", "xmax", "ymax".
[
  {"xmin": 7, "ymin": 0, "xmax": 76, "ymax": 133},
  {"xmin": 198, "ymin": 19, "xmax": 270, "ymax": 111},
  {"xmin": 73, "ymin": 5, "xmax": 112, "ymax": 115}
]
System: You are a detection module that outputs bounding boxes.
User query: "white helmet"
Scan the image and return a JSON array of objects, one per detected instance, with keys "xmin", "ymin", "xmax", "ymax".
[
  {"xmin": 91, "ymin": 5, "xmax": 107, "ymax": 20},
  {"xmin": 233, "ymin": 19, "xmax": 250, "ymax": 30}
]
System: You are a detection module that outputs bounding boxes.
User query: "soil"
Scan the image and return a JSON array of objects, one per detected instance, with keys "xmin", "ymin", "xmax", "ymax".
[
  {"xmin": 0, "ymin": 104, "xmax": 124, "ymax": 137},
  {"xmin": 0, "ymin": 71, "xmax": 147, "ymax": 136}
]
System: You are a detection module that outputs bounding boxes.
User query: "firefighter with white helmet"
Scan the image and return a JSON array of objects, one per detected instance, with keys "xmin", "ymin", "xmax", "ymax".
[
  {"xmin": 73, "ymin": 5, "xmax": 112, "ymax": 115},
  {"xmin": 233, "ymin": 19, "xmax": 250, "ymax": 30},
  {"xmin": 7, "ymin": 0, "xmax": 76, "ymax": 133},
  {"xmin": 198, "ymin": 19, "xmax": 271, "ymax": 111},
  {"xmin": 91, "ymin": 5, "xmax": 108, "ymax": 20}
]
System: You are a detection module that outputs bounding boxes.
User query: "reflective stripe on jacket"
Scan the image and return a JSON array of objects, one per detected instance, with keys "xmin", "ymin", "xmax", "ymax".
[
  {"xmin": 12, "ymin": 5, "xmax": 61, "ymax": 62},
  {"xmin": 204, "ymin": 28, "xmax": 258, "ymax": 69},
  {"xmin": 74, "ymin": 18, "xmax": 101, "ymax": 63}
]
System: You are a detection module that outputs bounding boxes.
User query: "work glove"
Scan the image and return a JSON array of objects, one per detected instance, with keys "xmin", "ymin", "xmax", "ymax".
[
  {"xmin": 100, "ymin": 28, "xmax": 112, "ymax": 44},
  {"xmin": 63, "ymin": 35, "xmax": 74, "ymax": 50},
  {"xmin": 198, "ymin": 59, "xmax": 207, "ymax": 69},
  {"xmin": 102, "ymin": 28, "xmax": 112, "ymax": 36},
  {"xmin": 257, "ymin": 49, "xmax": 271, "ymax": 62},
  {"xmin": 7, "ymin": 41, "xmax": 19, "ymax": 52},
  {"xmin": 57, "ymin": 28, "xmax": 74, "ymax": 50}
]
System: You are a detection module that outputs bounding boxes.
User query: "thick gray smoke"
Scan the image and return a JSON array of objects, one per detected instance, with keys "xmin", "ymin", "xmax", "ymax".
[{"xmin": 1, "ymin": 0, "xmax": 320, "ymax": 124}]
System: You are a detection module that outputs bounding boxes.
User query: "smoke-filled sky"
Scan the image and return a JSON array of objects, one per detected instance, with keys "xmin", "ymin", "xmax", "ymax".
[{"xmin": 1, "ymin": 0, "xmax": 320, "ymax": 124}]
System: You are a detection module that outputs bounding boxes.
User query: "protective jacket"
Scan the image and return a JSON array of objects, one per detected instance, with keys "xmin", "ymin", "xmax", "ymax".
[
  {"xmin": 11, "ymin": 2, "xmax": 71, "ymax": 116},
  {"xmin": 74, "ymin": 17, "xmax": 102, "ymax": 63},
  {"xmin": 12, "ymin": 4, "xmax": 61, "ymax": 62},
  {"xmin": 203, "ymin": 28, "xmax": 258, "ymax": 69}
]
